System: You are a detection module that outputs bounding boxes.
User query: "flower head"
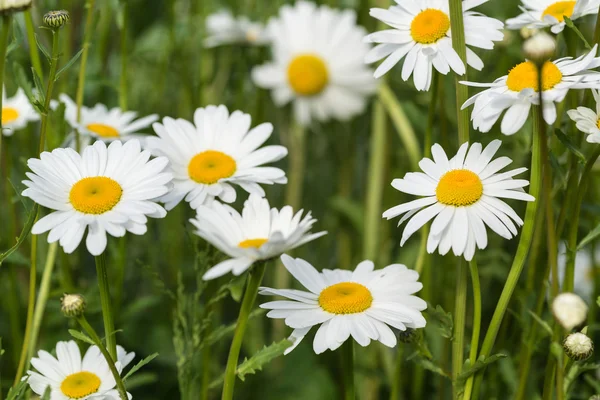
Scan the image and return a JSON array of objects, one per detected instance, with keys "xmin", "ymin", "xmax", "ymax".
[
  {"xmin": 2, "ymin": 86, "xmax": 39, "ymax": 135},
  {"xmin": 204, "ymin": 10, "xmax": 269, "ymax": 47},
  {"xmin": 364, "ymin": 0, "xmax": 504, "ymax": 90},
  {"xmin": 523, "ymin": 31, "xmax": 557, "ymax": 63},
  {"xmin": 260, "ymin": 255, "xmax": 426, "ymax": 354},
  {"xmin": 462, "ymin": 45, "xmax": 600, "ymax": 135},
  {"xmin": 552, "ymin": 292, "xmax": 588, "ymax": 330},
  {"xmin": 22, "ymin": 140, "xmax": 172, "ymax": 256},
  {"xmin": 383, "ymin": 141, "xmax": 534, "ymax": 261},
  {"xmin": 0, "ymin": 0, "xmax": 32, "ymax": 15},
  {"xmin": 252, "ymin": 1, "xmax": 377, "ymax": 126},
  {"xmin": 61, "ymin": 294, "xmax": 86, "ymax": 318},
  {"xmin": 564, "ymin": 332, "xmax": 594, "ymax": 361},
  {"xmin": 192, "ymin": 194, "xmax": 326, "ymax": 280},
  {"xmin": 506, "ymin": 0, "xmax": 600, "ymax": 34},
  {"xmin": 26, "ymin": 341, "xmax": 134, "ymax": 400},
  {"xmin": 145, "ymin": 105, "xmax": 287, "ymax": 210},
  {"xmin": 568, "ymin": 89, "xmax": 600, "ymax": 143}
]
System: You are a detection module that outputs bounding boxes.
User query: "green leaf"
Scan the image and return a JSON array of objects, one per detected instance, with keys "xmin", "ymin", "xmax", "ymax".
[
  {"xmin": 200, "ymin": 309, "xmax": 265, "ymax": 349},
  {"xmin": 35, "ymin": 33, "xmax": 51, "ymax": 61},
  {"xmin": 426, "ymin": 304, "xmax": 453, "ymax": 339},
  {"xmin": 236, "ymin": 340, "xmax": 292, "ymax": 381},
  {"xmin": 412, "ymin": 355, "xmax": 450, "ymax": 379},
  {"xmin": 228, "ymin": 275, "xmax": 247, "ymax": 302},
  {"xmin": 528, "ymin": 310, "xmax": 553, "ymax": 337},
  {"xmin": 564, "ymin": 17, "xmax": 592, "ymax": 50},
  {"xmin": 577, "ymin": 223, "xmax": 600, "ymax": 250},
  {"xmin": 455, "ymin": 354, "xmax": 507, "ymax": 396},
  {"xmin": 0, "ymin": 204, "xmax": 38, "ymax": 267},
  {"xmin": 68, "ymin": 329, "xmax": 96, "ymax": 346},
  {"xmin": 123, "ymin": 353, "xmax": 159, "ymax": 381},
  {"xmin": 31, "ymin": 66, "xmax": 46, "ymax": 111},
  {"xmin": 55, "ymin": 48, "xmax": 84, "ymax": 81},
  {"xmin": 5, "ymin": 379, "xmax": 29, "ymax": 400},
  {"xmin": 41, "ymin": 387, "xmax": 52, "ymax": 400},
  {"xmin": 554, "ymin": 129, "xmax": 586, "ymax": 163}
]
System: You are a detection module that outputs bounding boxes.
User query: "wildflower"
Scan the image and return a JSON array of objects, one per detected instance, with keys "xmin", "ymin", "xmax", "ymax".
[
  {"xmin": 252, "ymin": 1, "xmax": 377, "ymax": 126},
  {"xmin": 383, "ymin": 141, "xmax": 534, "ymax": 261},
  {"xmin": 552, "ymin": 292, "xmax": 588, "ymax": 330},
  {"xmin": 146, "ymin": 105, "xmax": 287, "ymax": 210},
  {"xmin": 506, "ymin": 0, "xmax": 600, "ymax": 34},
  {"xmin": 567, "ymin": 89, "xmax": 600, "ymax": 143},
  {"xmin": 260, "ymin": 255, "xmax": 426, "ymax": 354},
  {"xmin": 0, "ymin": 0, "xmax": 32, "ymax": 15},
  {"xmin": 364, "ymin": 0, "xmax": 504, "ymax": 90},
  {"xmin": 204, "ymin": 10, "xmax": 269, "ymax": 47},
  {"xmin": 22, "ymin": 140, "xmax": 172, "ymax": 256},
  {"xmin": 192, "ymin": 194, "xmax": 326, "ymax": 280},
  {"xmin": 564, "ymin": 332, "xmax": 594, "ymax": 361},
  {"xmin": 61, "ymin": 294, "xmax": 86, "ymax": 318},
  {"xmin": 1, "ymin": 86, "xmax": 39, "ymax": 135}
]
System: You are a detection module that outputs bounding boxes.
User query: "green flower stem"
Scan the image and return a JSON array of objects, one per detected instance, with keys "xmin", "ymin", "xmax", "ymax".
[
  {"xmin": 96, "ymin": 253, "xmax": 118, "ymax": 361},
  {"xmin": 77, "ymin": 315, "xmax": 128, "ymax": 400},
  {"xmin": 24, "ymin": 10, "xmax": 43, "ymax": 80},
  {"xmin": 76, "ymin": 0, "xmax": 97, "ymax": 128},
  {"xmin": 342, "ymin": 339, "xmax": 355, "ymax": 400},
  {"xmin": 449, "ymin": 0, "xmax": 469, "ymax": 143},
  {"xmin": 119, "ymin": 0, "xmax": 128, "ymax": 110},
  {"xmin": 452, "ymin": 259, "xmax": 468, "ymax": 399},
  {"xmin": 462, "ymin": 259, "xmax": 481, "ymax": 400},
  {"xmin": 0, "ymin": 14, "xmax": 12, "ymax": 167},
  {"xmin": 39, "ymin": 28, "xmax": 61, "ymax": 153},
  {"xmin": 222, "ymin": 261, "xmax": 267, "ymax": 400}
]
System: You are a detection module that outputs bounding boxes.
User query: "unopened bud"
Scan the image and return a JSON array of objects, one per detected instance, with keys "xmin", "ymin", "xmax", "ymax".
[
  {"xmin": 552, "ymin": 293, "xmax": 588, "ymax": 331},
  {"xmin": 0, "ymin": 0, "xmax": 32, "ymax": 15},
  {"xmin": 523, "ymin": 32, "xmax": 556, "ymax": 64},
  {"xmin": 43, "ymin": 10, "xmax": 70, "ymax": 28},
  {"xmin": 61, "ymin": 294, "xmax": 86, "ymax": 318},
  {"xmin": 564, "ymin": 332, "xmax": 594, "ymax": 361}
]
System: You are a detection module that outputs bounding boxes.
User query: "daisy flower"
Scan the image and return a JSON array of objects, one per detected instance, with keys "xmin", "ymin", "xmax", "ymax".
[
  {"xmin": 0, "ymin": 0, "xmax": 31, "ymax": 14},
  {"xmin": 382, "ymin": 141, "xmax": 535, "ymax": 261},
  {"xmin": 259, "ymin": 254, "xmax": 426, "ymax": 354},
  {"xmin": 58, "ymin": 93, "xmax": 158, "ymax": 146},
  {"xmin": 2, "ymin": 87, "xmax": 39, "ymax": 135},
  {"xmin": 22, "ymin": 140, "xmax": 172, "ymax": 256},
  {"xmin": 145, "ymin": 105, "xmax": 287, "ymax": 210},
  {"xmin": 191, "ymin": 194, "xmax": 326, "ymax": 280},
  {"xmin": 462, "ymin": 45, "xmax": 600, "ymax": 135},
  {"xmin": 204, "ymin": 10, "xmax": 269, "ymax": 47},
  {"xmin": 26, "ymin": 341, "xmax": 134, "ymax": 400},
  {"xmin": 567, "ymin": 89, "xmax": 600, "ymax": 143},
  {"xmin": 506, "ymin": 0, "xmax": 600, "ymax": 34},
  {"xmin": 363, "ymin": 0, "xmax": 504, "ymax": 90},
  {"xmin": 252, "ymin": 1, "xmax": 377, "ymax": 126}
]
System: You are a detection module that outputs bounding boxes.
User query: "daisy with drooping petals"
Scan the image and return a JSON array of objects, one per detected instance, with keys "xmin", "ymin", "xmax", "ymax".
[
  {"xmin": 567, "ymin": 89, "xmax": 600, "ymax": 143},
  {"xmin": 145, "ymin": 105, "xmax": 287, "ymax": 210},
  {"xmin": 58, "ymin": 93, "xmax": 158, "ymax": 147},
  {"xmin": 462, "ymin": 45, "xmax": 600, "ymax": 135},
  {"xmin": 2, "ymin": 87, "xmax": 39, "ymax": 135},
  {"xmin": 252, "ymin": 1, "xmax": 377, "ymax": 126},
  {"xmin": 383, "ymin": 141, "xmax": 535, "ymax": 261},
  {"xmin": 191, "ymin": 194, "xmax": 326, "ymax": 280},
  {"xmin": 260, "ymin": 254, "xmax": 426, "ymax": 354},
  {"xmin": 22, "ymin": 140, "xmax": 172, "ymax": 256},
  {"xmin": 364, "ymin": 0, "xmax": 504, "ymax": 90},
  {"xmin": 26, "ymin": 341, "xmax": 134, "ymax": 400},
  {"xmin": 506, "ymin": 0, "xmax": 600, "ymax": 34},
  {"xmin": 204, "ymin": 10, "xmax": 269, "ymax": 47}
]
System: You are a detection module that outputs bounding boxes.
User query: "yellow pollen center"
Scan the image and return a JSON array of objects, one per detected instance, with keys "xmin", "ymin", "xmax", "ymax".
[
  {"xmin": 596, "ymin": 119, "xmax": 600, "ymax": 130},
  {"xmin": 60, "ymin": 371, "xmax": 101, "ymax": 399},
  {"xmin": 2, "ymin": 107, "xmax": 19, "ymax": 124},
  {"xmin": 287, "ymin": 54, "xmax": 329, "ymax": 96},
  {"xmin": 86, "ymin": 123, "xmax": 120, "ymax": 138},
  {"xmin": 69, "ymin": 177, "xmax": 123, "ymax": 215},
  {"xmin": 541, "ymin": 1, "xmax": 576, "ymax": 22},
  {"xmin": 410, "ymin": 9, "xmax": 451, "ymax": 44},
  {"xmin": 238, "ymin": 238, "xmax": 268, "ymax": 249},
  {"xmin": 436, "ymin": 169, "xmax": 483, "ymax": 206},
  {"xmin": 506, "ymin": 61, "xmax": 563, "ymax": 92},
  {"xmin": 319, "ymin": 282, "xmax": 373, "ymax": 314},
  {"xmin": 188, "ymin": 150, "xmax": 237, "ymax": 184}
]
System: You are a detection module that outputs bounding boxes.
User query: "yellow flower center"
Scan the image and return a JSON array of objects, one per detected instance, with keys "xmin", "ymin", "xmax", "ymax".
[
  {"xmin": 69, "ymin": 177, "xmax": 123, "ymax": 215},
  {"xmin": 238, "ymin": 238, "xmax": 268, "ymax": 249},
  {"xmin": 287, "ymin": 54, "xmax": 329, "ymax": 96},
  {"xmin": 410, "ymin": 9, "xmax": 451, "ymax": 44},
  {"xmin": 319, "ymin": 282, "xmax": 373, "ymax": 314},
  {"xmin": 506, "ymin": 61, "xmax": 563, "ymax": 92},
  {"xmin": 2, "ymin": 107, "xmax": 19, "ymax": 124},
  {"xmin": 86, "ymin": 123, "xmax": 120, "ymax": 138},
  {"xmin": 541, "ymin": 1, "xmax": 576, "ymax": 22},
  {"xmin": 436, "ymin": 169, "xmax": 483, "ymax": 207},
  {"xmin": 60, "ymin": 371, "xmax": 101, "ymax": 399},
  {"xmin": 596, "ymin": 118, "xmax": 600, "ymax": 130},
  {"xmin": 188, "ymin": 150, "xmax": 237, "ymax": 184}
]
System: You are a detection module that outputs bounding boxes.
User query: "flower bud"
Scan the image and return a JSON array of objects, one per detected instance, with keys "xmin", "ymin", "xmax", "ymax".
[
  {"xmin": 61, "ymin": 294, "xmax": 86, "ymax": 318},
  {"xmin": 520, "ymin": 27, "xmax": 539, "ymax": 39},
  {"xmin": 43, "ymin": 10, "xmax": 70, "ymax": 28},
  {"xmin": 564, "ymin": 332, "xmax": 594, "ymax": 361},
  {"xmin": 0, "ymin": 0, "xmax": 32, "ymax": 15},
  {"xmin": 552, "ymin": 293, "xmax": 588, "ymax": 331},
  {"xmin": 523, "ymin": 32, "xmax": 556, "ymax": 64}
]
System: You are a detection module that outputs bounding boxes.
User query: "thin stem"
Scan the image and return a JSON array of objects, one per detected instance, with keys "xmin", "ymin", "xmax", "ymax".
[
  {"xmin": 77, "ymin": 315, "xmax": 128, "ymax": 399},
  {"xmin": 95, "ymin": 253, "xmax": 117, "ymax": 361},
  {"xmin": 24, "ymin": 10, "xmax": 43, "ymax": 80},
  {"xmin": 76, "ymin": 0, "xmax": 97, "ymax": 123},
  {"xmin": 222, "ymin": 262, "xmax": 267, "ymax": 400},
  {"xmin": 119, "ymin": 0, "xmax": 128, "ymax": 110},
  {"xmin": 342, "ymin": 340, "xmax": 355, "ymax": 400},
  {"xmin": 390, "ymin": 345, "xmax": 404, "ymax": 400},
  {"xmin": 448, "ymin": 0, "xmax": 469, "ymax": 143},
  {"xmin": 452, "ymin": 259, "xmax": 468, "ymax": 399},
  {"xmin": 462, "ymin": 259, "xmax": 481, "ymax": 400},
  {"xmin": 39, "ymin": 29, "xmax": 60, "ymax": 153},
  {"xmin": 0, "ymin": 14, "xmax": 12, "ymax": 166}
]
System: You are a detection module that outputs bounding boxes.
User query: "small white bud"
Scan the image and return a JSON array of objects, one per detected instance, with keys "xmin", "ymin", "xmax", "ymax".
[
  {"xmin": 552, "ymin": 292, "xmax": 588, "ymax": 331},
  {"xmin": 523, "ymin": 32, "xmax": 557, "ymax": 64},
  {"xmin": 61, "ymin": 293, "xmax": 86, "ymax": 318},
  {"xmin": 564, "ymin": 332, "xmax": 594, "ymax": 361}
]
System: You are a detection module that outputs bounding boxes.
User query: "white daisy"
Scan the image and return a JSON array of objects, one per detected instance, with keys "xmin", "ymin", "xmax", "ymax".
[
  {"xmin": 363, "ymin": 0, "xmax": 504, "ymax": 90},
  {"xmin": 22, "ymin": 140, "xmax": 172, "ymax": 256},
  {"xmin": 145, "ymin": 105, "xmax": 287, "ymax": 210},
  {"xmin": 252, "ymin": 1, "xmax": 377, "ymax": 126},
  {"xmin": 506, "ymin": 0, "xmax": 600, "ymax": 34},
  {"xmin": 191, "ymin": 194, "xmax": 326, "ymax": 280},
  {"xmin": 204, "ymin": 10, "xmax": 269, "ymax": 47},
  {"xmin": 2, "ymin": 87, "xmax": 39, "ymax": 135},
  {"xmin": 58, "ymin": 93, "xmax": 158, "ymax": 146},
  {"xmin": 557, "ymin": 242, "xmax": 596, "ymax": 302},
  {"xmin": 259, "ymin": 254, "xmax": 427, "ymax": 354},
  {"xmin": 382, "ymin": 140, "xmax": 535, "ymax": 261},
  {"xmin": 0, "ymin": 0, "xmax": 31, "ymax": 13},
  {"xmin": 26, "ymin": 341, "xmax": 134, "ymax": 400},
  {"xmin": 567, "ymin": 89, "xmax": 600, "ymax": 143},
  {"xmin": 461, "ymin": 45, "xmax": 600, "ymax": 135}
]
